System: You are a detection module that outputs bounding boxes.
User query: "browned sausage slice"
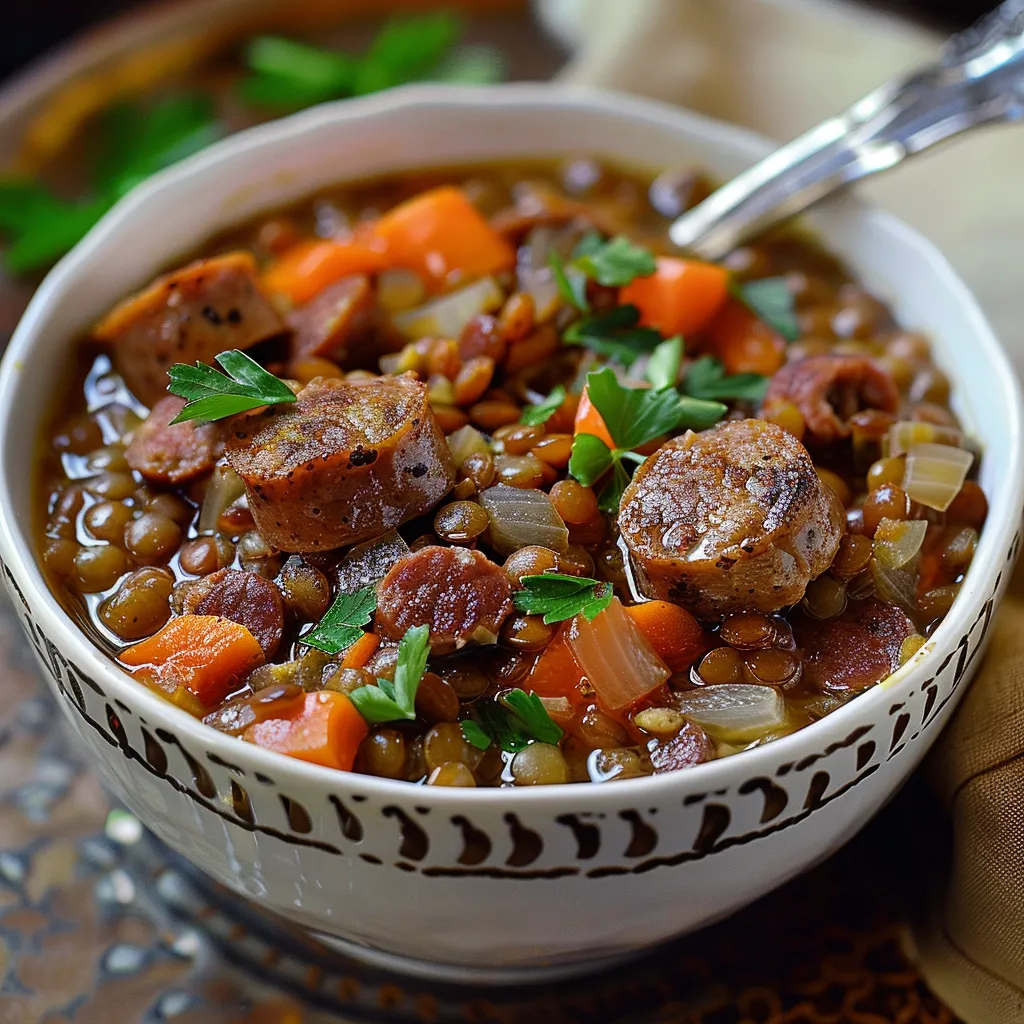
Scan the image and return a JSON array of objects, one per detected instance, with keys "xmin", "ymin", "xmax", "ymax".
[
  {"xmin": 225, "ymin": 375, "xmax": 455, "ymax": 553},
  {"xmin": 375, "ymin": 546, "xmax": 513, "ymax": 655},
  {"xmin": 180, "ymin": 567, "xmax": 284, "ymax": 657},
  {"xmin": 762, "ymin": 354, "xmax": 899, "ymax": 444},
  {"xmin": 793, "ymin": 597, "xmax": 914, "ymax": 693},
  {"xmin": 125, "ymin": 395, "xmax": 223, "ymax": 484},
  {"xmin": 288, "ymin": 274, "xmax": 373, "ymax": 362},
  {"xmin": 618, "ymin": 419, "xmax": 844, "ymax": 619},
  {"xmin": 95, "ymin": 252, "xmax": 284, "ymax": 407}
]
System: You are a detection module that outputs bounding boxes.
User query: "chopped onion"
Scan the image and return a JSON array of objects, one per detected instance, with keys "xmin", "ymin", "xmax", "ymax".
[
  {"xmin": 198, "ymin": 465, "xmax": 245, "ymax": 534},
  {"xmin": 516, "ymin": 227, "xmax": 567, "ymax": 322},
  {"xmin": 873, "ymin": 517, "xmax": 927, "ymax": 569},
  {"xmin": 377, "ymin": 268, "xmax": 426, "ymax": 313},
  {"xmin": 538, "ymin": 695, "xmax": 575, "ymax": 725},
  {"xmin": 888, "ymin": 420, "xmax": 963, "ymax": 458},
  {"xmin": 567, "ymin": 598, "xmax": 669, "ymax": 711},
  {"xmin": 869, "ymin": 557, "xmax": 918, "ymax": 611},
  {"xmin": 392, "ymin": 276, "xmax": 503, "ymax": 340},
  {"xmin": 447, "ymin": 425, "xmax": 489, "ymax": 467},
  {"xmin": 335, "ymin": 530, "xmax": 410, "ymax": 594},
  {"xmin": 479, "ymin": 484, "xmax": 569, "ymax": 555},
  {"xmin": 903, "ymin": 442, "xmax": 974, "ymax": 511},
  {"xmin": 676, "ymin": 684, "xmax": 785, "ymax": 742}
]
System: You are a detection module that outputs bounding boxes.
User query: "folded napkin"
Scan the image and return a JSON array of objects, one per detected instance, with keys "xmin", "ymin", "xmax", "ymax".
[{"xmin": 537, "ymin": 1, "xmax": 1024, "ymax": 1020}]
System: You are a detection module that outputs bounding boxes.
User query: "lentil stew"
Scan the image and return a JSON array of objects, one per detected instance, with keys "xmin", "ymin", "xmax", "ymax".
[{"xmin": 37, "ymin": 160, "xmax": 985, "ymax": 787}]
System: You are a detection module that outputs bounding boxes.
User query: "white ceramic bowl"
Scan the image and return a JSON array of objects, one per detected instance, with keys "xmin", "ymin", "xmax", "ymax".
[{"xmin": 1, "ymin": 84, "xmax": 1020, "ymax": 983}]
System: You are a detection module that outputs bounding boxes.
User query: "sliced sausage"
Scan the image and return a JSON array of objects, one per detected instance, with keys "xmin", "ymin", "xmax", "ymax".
[
  {"xmin": 225, "ymin": 375, "xmax": 455, "ymax": 553},
  {"xmin": 793, "ymin": 597, "xmax": 914, "ymax": 694},
  {"xmin": 618, "ymin": 419, "xmax": 845, "ymax": 619},
  {"xmin": 125, "ymin": 395, "xmax": 223, "ymax": 484},
  {"xmin": 180, "ymin": 567, "xmax": 284, "ymax": 657},
  {"xmin": 762, "ymin": 354, "xmax": 899, "ymax": 445},
  {"xmin": 95, "ymin": 252, "xmax": 285, "ymax": 407},
  {"xmin": 288, "ymin": 274, "xmax": 373, "ymax": 362},
  {"xmin": 375, "ymin": 546, "xmax": 514, "ymax": 655}
]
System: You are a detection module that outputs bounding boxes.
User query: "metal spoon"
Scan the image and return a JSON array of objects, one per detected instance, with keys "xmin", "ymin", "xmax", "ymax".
[{"xmin": 669, "ymin": 0, "xmax": 1024, "ymax": 260}]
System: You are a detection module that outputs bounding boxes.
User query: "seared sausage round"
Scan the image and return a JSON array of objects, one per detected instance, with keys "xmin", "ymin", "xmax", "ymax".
[
  {"xmin": 95, "ymin": 252, "xmax": 284, "ymax": 407},
  {"xmin": 125, "ymin": 396, "xmax": 223, "ymax": 484},
  {"xmin": 288, "ymin": 274, "xmax": 373, "ymax": 362},
  {"xmin": 618, "ymin": 419, "xmax": 844, "ymax": 618},
  {"xmin": 793, "ymin": 597, "xmax": 914, "ymax": 693},
  {"xmin": 180, "ymin": 568, "xmax": 285, "ymax": 657},
  {"xmin": 225, "ymin": 375, "xmax": 455, "ymax": 553},
  {"xmin": 375, "ymin": 546, "xmax": 514, "ymax": 655},
  {"xmin": 762, "ymin": 354, "xmax": 899, "ymax": 444}
]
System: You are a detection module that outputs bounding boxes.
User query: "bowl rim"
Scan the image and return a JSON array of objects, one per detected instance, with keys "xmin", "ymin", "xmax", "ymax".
[{"xmin": 2, "ymin": 81, "xmax": 1021, "ymax": 809}]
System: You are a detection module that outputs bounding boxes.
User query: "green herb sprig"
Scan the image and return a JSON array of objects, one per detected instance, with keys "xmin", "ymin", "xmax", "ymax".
[
  {"xmin": 736, "ymin": 277, "xmax": 800, "ymax": 342},
  {"xmin": 645, "ymin": 334, "xmax": 684, "ymax": 391},
  {"xmin": 520, "ymin": 385, "xmax": 567, "ymax": 426},
  {"xmin": 550, "ymin": 233, "xmax": 656, "ymax": 313},
  {"xmin": 460, "ymin": 689, "xmax": 564, "ymax": 753},
  {"xmin": 167, "ymin": 350, "xmax": 297, "ymax": 424},
  {"xmin": 682, "ymin": 355, "xmax": 770, "ymax": 404},
  {"xmin": 302, "ymin": 585, "xmax": 378, "ymax": 656},
  {"xmin": 348, "ymin": 625, "xmax": 431, "ymax": 725},
  {"xmin": 513, "ymin": 573, "xmax": 613, "ymax": 625},
  {"xmin": 569, "ymin": 368, "xmax": 726, "ymax": 511},
  {"xmin": 563, "ymin": 305, "xmax": 663, "ymax": 367}
]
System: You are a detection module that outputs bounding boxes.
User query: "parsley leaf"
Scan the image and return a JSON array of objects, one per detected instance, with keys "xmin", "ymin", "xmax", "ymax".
[
  {"xmin": 472, "ymin": 700, "xmax": 529, "ymax": 754},
  {"xmin": 550, "ymin": 250, "xmax": 590, "ymax": 312},
  {"xmin": 429, "ymin": 43, "xmax": 506, "ymax": 85},
  {"xmin": 568, "ymin": 433, "xmax": 614, "ymax": 489},
  {"xmin": 646, "ymin": 335, "xmax": 683, "ymax": 390},
  {"xmin": 520, "ymin": 385, "xmax": 567, "ymax": 426},
  {"xmin": 572, "ymin": 235, "xmax": 657, "ymax": 287},
  {"xmin": 682, "ymin": 355, "xmax": 770, "ymax": 404},
  {"xmin": 737, "ymin": 277, "xmax": 800, "ymax": 342},
  {"xmin": 514, "ymin": 573, "xmax": 614, "ymax": 624},
  {"xmin": 239, "ymin": 36, "xmax": 357, "ymax": 109},
  {"xmin": 563, "ymin": 305, "xmax": 663, "ymax": 367},
  {"xmin": 461, "ymin": 720, "xmax": 492, "ymax": 751},
  {"xmin": 353, "ymin": 13, "xmax": 462, "ymax": 94},
  {"xmin": 348, "ymin": 624, "xmax": 430, "ymax": 725},
  {"xmin": 303, "ymin": 584, "xmax": 377, "ymax": 655},
  {"xmin": 499, "ymin": 690, "xmax": 564, "ymax": 746},
  {"xmin": 167, "ymin": 350, "xmax": 298, "ymax": 424}
]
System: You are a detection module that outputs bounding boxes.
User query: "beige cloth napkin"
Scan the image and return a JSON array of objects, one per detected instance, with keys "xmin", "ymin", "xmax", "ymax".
[{"xmin": 537, "ymin": 1, "xmax": 1024, "ymax": 1020}]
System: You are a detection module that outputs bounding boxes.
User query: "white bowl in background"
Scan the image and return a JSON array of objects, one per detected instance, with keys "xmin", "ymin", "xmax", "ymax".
[{"xmin": 0, "ymin": 84, "xmax": 1020, "ymax": 983}]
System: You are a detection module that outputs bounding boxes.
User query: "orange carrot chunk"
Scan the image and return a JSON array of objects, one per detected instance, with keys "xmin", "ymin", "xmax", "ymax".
[
  {"xmin": 245, "ymin": 691, "xmax": 369, "ymax": 772},
  {"xmin": 340, "ymin": 631, "xmax": 380, "ymax": 670},
  {"xmin": 119, "ymin": 615, "xmax": 265, "ymax": 709},
  {"xmin": 573, "ymin": 387, "xmax": 616, "ymax": 450},
  {"xmin": 624, "ymin": 600, "xmax": 708, "ymax": 674},
  {"xmin": 370, "ymin": 186, "xmax": 515, "ymax": 285},
  {"xmin": 263, "ymin": 238, "xmax": 390, "ymax": 304},
  {"xmin": 619, "ymin": 257, "xmax": 730, "ymax": 338},
  {"xmin": 707, "ymin": 299, "xmax": 786, "ymax": 376},
  {"xmin": 527, "ymin": 625, "xmax": 588, "ymax": 704}
]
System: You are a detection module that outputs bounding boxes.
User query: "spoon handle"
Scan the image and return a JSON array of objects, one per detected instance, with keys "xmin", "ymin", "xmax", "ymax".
[{"xmin": 669, "ymin": 0, "xmax": 1024, "ymax": 260}]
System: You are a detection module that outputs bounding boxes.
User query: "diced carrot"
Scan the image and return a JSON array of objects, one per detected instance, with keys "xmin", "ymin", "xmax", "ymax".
[
  {"xmin": 573, "ymin": 387, "xmax": 615, "ymax": 450},
  {"xmin": 340, "ymin": 631, "xmax": 380, "ymax": 670},
  {"xmin": 245, "ymin": 691, "xmax": 369, "ymax": 772},
  {"xmin": 619, "ymin": 257, "xmax": 730, "ymax": 338},
  {"xmin": 119, "ymin": 615, "xmax": 265, "ymax": 709},
  {"xmin": 624, "ymin": 601, "xmax": 708, "ymax": 674},
  {"xmin": 527, "ymin": 625, "xmax": 588, "ymax": 704},
  {"xmin": 370, "ymin": 186, "xmax": 515, "ymax": 286},
  {"xmin": 263, "ymin": 238, "xmax": 390, "ymax": 304},
  {"xmin": 707, "ymin": 299, "xmax": 786, "ymax": 376}
]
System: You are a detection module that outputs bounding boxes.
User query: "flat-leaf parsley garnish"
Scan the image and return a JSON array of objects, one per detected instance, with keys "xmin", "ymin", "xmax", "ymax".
[
  {"xmin": 461, "ymin": 689, "xmax": 564, "ymax": 752},
  {"xmin": 736, "ymin": 276, "xmax": 800, "ymax": 342},
  {"xmin": 682, "ymin": 355, "xmax": 771, "ymax": 404},
  {"xmin": 167, "ymin": 350, "xmax": 297, "ymax": 424},
  {"xmin": 549, "ymin": 233, "xmax": 657, "ymax": 313},
  {"xmin": 513, "ymin": 573, "xmax": 613, "ymax": 624},
  {"xmin": 645, "ymin": 334, "xmax": 683, "ymax": 390},
  {"xmin": 520, "ymin": 385, "xmax": 567, "ymax": 426},
  {"xmin": 569, "ymin": 368, "xmax": 726, "ymax": 511},
  {"xmin": 348, "ymin": 624, "xmax": 430, "ymax": 724},
  {"xmin": 563, "ymin": 305, "xmax": 663, "ymax": 367},
  {"xmin": 302, "ymin": 585, "xmax": 377, "ymax": 655}
]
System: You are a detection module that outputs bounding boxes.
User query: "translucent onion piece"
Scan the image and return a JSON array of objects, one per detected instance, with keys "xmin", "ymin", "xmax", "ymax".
[
  {"xmin": 538, "ymin": 695, "xmax": 575, "ymax": 725},
  {"xmin": 377, "ymin": 268, "xmax": 426, "ymax": 313},
  {"xmin": 447, "ymin": 425, "xmax": 489, "ymax": 467},
  {"xmin": 903, "ymin": 442, "xmax": 974, "ymax": 511},
  {"xmin": 869, "ymin": 557, "xmax": 918, "ymax": 611},
  {"xmin": 479, "ymin": 484, "xmax": 569, "ymax": 555},
  {"xmin": 888, "ymin": 420, "xmax": 963, "ymax": 458},
  {"xmin": 392, "ymin": 276, "xmax": 503, "ymax": 340},
  {"xmin": 334, "ymin": 530, "xmax": 410, "ymax": 595},
  {"xmin": 676, "ymin": 684, "xmax": 786, "ymax": 742},
  {"xmin": 517, "ymin": 226, "xmax": 570, "ymax": 322},
  {"xmin": 873, "ymin": 517, "xmax": 928, "ymax": 569},
  {"xmin": 567, "ymin": 598, "xmax": 670, "ymax": 711},
  {"xmin": 198, "ymin": 465, "xmax": 245, "ymax": 534}
]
